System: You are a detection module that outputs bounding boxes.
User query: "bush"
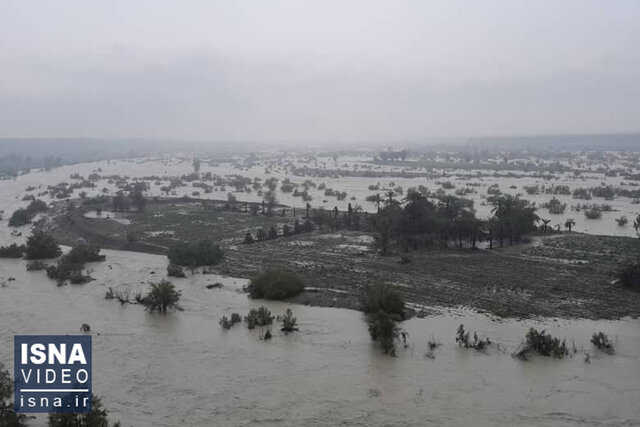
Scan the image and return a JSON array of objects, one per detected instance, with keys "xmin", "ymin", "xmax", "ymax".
[
  {"xmin": 455, "ymin": 324, "xmax": 490, "ymax": 350},
  {"xmin": 0, "ymin": 243, "xmax": 26, "ymax": 258},
  {"xmin": 63, "ymin": 242, "xmax": 105, "ymax": 264},
  {"xmin": 8, "ymin": 208, "xmax": 31, "ymax": 227},
  {"xmin": 167, "ymin": 239, "xmax": 223, "ymax": 267},
  {"xmin": 46, "ymin": 262, "xmax": 92, "ymax": 285},
  {"xmin": 246, "ymin": 270, "xmax": 305, "ymax": 300},
  {"xmin": 514, "ymin": 328, "xmax": 568, "ymax": 359},
  {"xmin": 167, "ymin": 263, "xmax": 186, "ymax": 278},
  {"xmin": 361, "ymin": 283, "xmax": 405, "ymax": 319},
  {"xmin": 219, "ymin": 313, "xmax": 242, "ymax": 329},
  {"xmin": 366, "ymin": 311, "xmax": 399, "ymax": 355},
  {"xmin": 245, "ymin": 306, "xmax": 274, "ymax": 329},
  {"xmin": 8, "ymin": 199, "xmax": 49, "ymax": 227},
  {"xmin": 24, "ymin": 231, "xmax": 62, "ymax": 259},
  {"xmin": 591, "ymin": 332, "xmax": 615, "ymax": 354},
  {"xmin": 26, "ymin": 260, "xmax": 47, "ymax": 271},
  {"xmin": 142, "ymin": 279, "xmax": 182, "ymax": 313},
  {"xmin": 280, "ymin": 308, "xmax": 298, "ymax": 333}
]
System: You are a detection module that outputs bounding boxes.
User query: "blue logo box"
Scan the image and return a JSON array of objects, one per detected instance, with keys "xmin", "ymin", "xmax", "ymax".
[{"xmin": 14, "ymin": 335, "xmax": 92, "ymax": 413}]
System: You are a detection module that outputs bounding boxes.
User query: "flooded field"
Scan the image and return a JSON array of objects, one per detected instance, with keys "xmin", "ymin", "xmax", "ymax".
[
  {"xmin": 1, "ymin": 156, "xmax": 639, "ymax": 426},
  {"xmin": 1, "ymin": 249, "xmax": 639, "ymax": 426}
]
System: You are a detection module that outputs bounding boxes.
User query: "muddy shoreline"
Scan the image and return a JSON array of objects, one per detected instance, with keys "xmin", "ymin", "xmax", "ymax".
[{"xmin": 40, "ymin": 199, "xmax": 640, "ymax": 320}]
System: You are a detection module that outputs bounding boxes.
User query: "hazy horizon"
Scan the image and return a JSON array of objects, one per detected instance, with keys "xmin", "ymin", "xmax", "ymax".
[{"xmin": 2, "ymin": 0, "xmax": 640, "ymax": 142}]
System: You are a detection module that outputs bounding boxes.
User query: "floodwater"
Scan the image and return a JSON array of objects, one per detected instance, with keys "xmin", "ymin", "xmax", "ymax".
[
  {"xmin": 1, "ymin": 155, "xmax": 639, "ymax": 240},
  {"xmin": 0, "ymin": 250, "xmax": 639, "ymax": 426},
  {"xmin": 1, "ymin": 159, "xmax": 640, "ymax": 426}
]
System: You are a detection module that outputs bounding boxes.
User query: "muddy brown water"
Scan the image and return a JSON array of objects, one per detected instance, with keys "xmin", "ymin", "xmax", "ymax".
[
  {"xmin": 1, "ymin": 159, "xmax": 640, "ymax": 426},
  {"xmin": 1, "ymin": 249, "xmax": 639, "ymax": 426}
]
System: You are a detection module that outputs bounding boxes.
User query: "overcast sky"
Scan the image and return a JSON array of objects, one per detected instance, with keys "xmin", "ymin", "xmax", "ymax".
[{"xmin": 1, "ymin": 0, "xmax": 639, "ymax": 142}]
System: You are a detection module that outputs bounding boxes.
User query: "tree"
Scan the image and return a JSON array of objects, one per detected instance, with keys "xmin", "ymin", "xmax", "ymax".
[
  {"xmin": 263, "ymin": 191, "xmax": 277, "ymax": 216},
  {"xmin": 142, "ymin": 279, "xmax": 182, "ymax": 313},
  {"xmin": 541, "ymin": 218, "xmax": 551, "ymax": 236},
  {"xmin": 25, "ymin": 231, "xmax": 62, "ymax": 259},
  {"xmin": 564, "ymin": 218, "xmax": 576, "ymax": 232},
  {"xmin": 366, "ymin": 193, "xmax": 382, "ymax": 212},
  {"xmin": 193, "ymin": 158, "xmax": 201, "ymax": 174}
]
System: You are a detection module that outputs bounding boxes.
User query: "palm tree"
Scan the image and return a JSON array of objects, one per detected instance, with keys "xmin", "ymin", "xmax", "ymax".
[
  {"xmin": 564, "ymin": 218, "xmax": 576, "ymax": 232},
  {"xmin": 366, "ymin": 193, "xmax": 382, "ymax": 212},
  {"xmin": 384, "ymin": 190, "xmax": 396, "ymax": 206},
  {"xmin": 142, "ymin": 279, "xmax": 182, "ymax": 313},
  {"xmin": 541, "ymin": 218, "xmax": 551, "ymax": 236},
  {"xmin": 634, "ymin": 214, "xmax": 640, "ymax": 238}
]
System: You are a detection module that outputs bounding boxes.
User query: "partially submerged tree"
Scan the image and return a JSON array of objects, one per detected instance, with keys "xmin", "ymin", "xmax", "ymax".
[
  {"xmin": 25, "ymin": 231, "xmax": 62, "ymax": 259},
  {"xmin": 142, "ymin": 279, "xmax": 182, "ymax": 313}
]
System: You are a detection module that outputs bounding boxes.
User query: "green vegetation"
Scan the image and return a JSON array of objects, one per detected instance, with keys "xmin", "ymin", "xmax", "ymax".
[
  {"xmin": 362, "ymin": 284, "xmax": 405, "ymax": 355},
  {"xmin": 455, "ymin": 324, "xmax": 491, "ymax": 350},
  {"xmin": 25, "ymin": 231, "xmax": 62, "ymax": 259},
  {"xmin": 167, "ymin": 239, "xmax": 223, "ymax": 267},
  {"xmin": 280, "ymin": 308, "xmax": 298, "ymax": 333},
  {"xmin": 142, "ymin": 279, "xmax": 182, "ymax": 313},
  {"xmin": 246, "ymin": 270, "xmax": 305, "ymax": 300},
  {"xmin": 8, "ymin": 199, "xmax": 48, "ymax": 227},
  {"xmin": 219, "ymin": 313, "xmax": 242, "ymax": 329},
  {"xmin": 0, "ymin": 362, "xmax": 27, "ymax": 426},
  {"xmin": 361, "ymin": 283, "xmax": 405, "ymax": 320},
  {"xmin": 0, "ymin": 243, "xmax": 26, "ymax": 258},
  {"xmin": 47, "ymin": 394, "xmax": 120, "ymax": 427},
  {"xmin": 245, "ymin": 306, "xmax": 274, "ymax": 329},
  {"xmin": 167, "ymin": 263, "xmax": 186, "ymax": 278},
  {"xmin": 371, "ymin": 190, "xmax": 538, "ymax": 253},
  {"xmin": 514, "ymin": 328, "xmax": 568, "ymax": 359},
  {"xmin": 46, "ymin": 242, "xmax": 105, "ymax": 285}
]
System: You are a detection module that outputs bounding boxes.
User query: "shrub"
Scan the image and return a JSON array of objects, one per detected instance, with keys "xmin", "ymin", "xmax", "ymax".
[
  {"xmin": 219, "ymin": 313, "xmax": 242, "ymax": 329},
  {"xmin": 366, "ymin": 311, "xmax": 399, "ymax": 355},
  {"xmin": 8, "ymin": 208, "xmax": 31, "ymax": 227},
  {"xmin": 26, "ymin": 260, "xmax": 47, "ymax": 271},
  {"xmin": 245, "ymin": 306, "xmax": 274, "ymax": 329},
  {"xmin": 584, "ymin": 208, "xmax": 602, "ymax": 220},
  {"xmin": 63, "ymin": 242, "xmax": 105, "ymax": 264},
  {"xmin": 246, "ymin": 270, "xmax": 305, "ymax": 300},
  {"xmin": 167, "ymin": 239, "xmax": 223, "ymax": 267},
  {"xmin": 167, "ymin": 263, "xmax": 186, "ymax": 278},
  {"xmin": 455, "ymin": 324, "xmax": 490, "ymax": 350},
  {"xmin": 361, "ymin": 283, "xmax": 405, "ymax": 319},
  {"xmin": 280, "ymin": 308, "xmax": 298, "ymax": 333},
  {"xmin": 24, "ymin": 231, "xmax": 62, "ymax": 259},
  {"xmin": 0, "ymin": 243, "xmax": 26, "ymax": 258},
  {"xmin": 46, "ymin": 262, "xmax": 92, "ymax": 285},
  {"xmin": 591, "ymin": 332, "xmax": 615, "ymax": 354},
  {"xmin": 142, "ymin": 279, "xmax": 182, "ymax": 313},
  {"xmin": 8, "ymin": 199, "xmax": 48, "ymax": 227},
  {"xmin": 514, "ymin": 328, "xmax": 568, "ymax": 359}
]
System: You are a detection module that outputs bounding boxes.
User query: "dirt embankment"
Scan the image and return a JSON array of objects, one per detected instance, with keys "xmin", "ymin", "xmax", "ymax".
[{"xmin": 43, "ymin": 201, "xmax": 640, "ymax": 320}]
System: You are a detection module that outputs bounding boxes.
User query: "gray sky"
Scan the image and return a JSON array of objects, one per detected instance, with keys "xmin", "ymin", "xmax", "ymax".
[{"xmin": 1, "ymin": 0, "xmax": 639, "ymax": 142}]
